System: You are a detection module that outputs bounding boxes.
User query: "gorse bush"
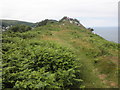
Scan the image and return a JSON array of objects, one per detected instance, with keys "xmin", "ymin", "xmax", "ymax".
[{"xmin": 2, "ymin": 40, "xmax": 82, "ymax": 89}]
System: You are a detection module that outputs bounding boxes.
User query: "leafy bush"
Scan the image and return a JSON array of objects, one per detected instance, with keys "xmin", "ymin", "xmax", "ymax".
[
  {"xmin": 16, "ymin": 31, "xmax": 38, "ymax": 39},
  {"xmin": 36, "ymin": 19, "xmax": 58, "ymax": 27},
  {"xmin": 2, "ymin": 40, "xmax": 82, "ymax": 89},
  {"xmin": 9, "ymin": 24, "xmax": 31, "ymax": 32},
  {"xmin": 87, "ymin": 28, "xmax": 94, "ymax": 32}
]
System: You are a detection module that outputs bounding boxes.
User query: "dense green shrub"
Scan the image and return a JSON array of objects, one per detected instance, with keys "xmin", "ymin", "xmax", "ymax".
[
  {"xmin": 16, "ymin": 31, "xmax": 38, "ymax": 39},
  {"xmin": 36, "ymin": 19, "xmax": 58, "ymax": 27},
  {"xmin": 87, "ymin": 28, "xmax": 94, "ymax": 32},
  {"xmin": 9, "ymin": 24, "xmax": 31, "ymax": 32},
  {"xmin": 2, "ymin": 40, "xmax": 82, "ymax": 89}
]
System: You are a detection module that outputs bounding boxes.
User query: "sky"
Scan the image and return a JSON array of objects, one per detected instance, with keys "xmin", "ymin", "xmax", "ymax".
[{"xmin": 0, "ymin": 0, "xmax": 119, "ymax": 27}]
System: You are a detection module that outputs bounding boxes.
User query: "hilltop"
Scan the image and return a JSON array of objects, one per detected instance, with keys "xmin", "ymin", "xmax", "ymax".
[{"xmin": 2, "ymin": 17, "xmax": 119, "ymax": 89}]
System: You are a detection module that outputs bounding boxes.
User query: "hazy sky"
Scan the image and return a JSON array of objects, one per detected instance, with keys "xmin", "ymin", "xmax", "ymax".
[{"xmin": 1, "ymin": 0, "xmax": 119, "ymax": 27}]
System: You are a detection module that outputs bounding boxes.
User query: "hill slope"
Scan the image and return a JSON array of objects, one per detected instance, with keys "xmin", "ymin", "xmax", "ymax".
[
  {"xmin": 1, "ymin": 19, "xmax": 35, "ymax": 27},
  {"xmin": 2, "ymin": 17, "xmax": 119, "ymax": 88}
]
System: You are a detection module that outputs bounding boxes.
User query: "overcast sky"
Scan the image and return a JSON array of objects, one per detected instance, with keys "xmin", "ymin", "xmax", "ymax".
[{"xmin": 0, "ymin": 0, "xmax": 119, "ymax": 27}]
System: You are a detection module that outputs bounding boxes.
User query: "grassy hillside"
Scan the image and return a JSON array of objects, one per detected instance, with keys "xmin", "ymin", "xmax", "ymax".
[
  {"xmin": 2, "ymin": 17, "xmax": 119, "ymax": 89},
  {"xmin": 1, "ymin": 19, "xmax": 35, "ymax": 27}
]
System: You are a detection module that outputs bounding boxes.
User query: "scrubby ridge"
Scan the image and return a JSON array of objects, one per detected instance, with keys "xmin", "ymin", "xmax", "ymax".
[{"xmin": 2, "ymin": 17, "xmax": 119, "ymax": 88}]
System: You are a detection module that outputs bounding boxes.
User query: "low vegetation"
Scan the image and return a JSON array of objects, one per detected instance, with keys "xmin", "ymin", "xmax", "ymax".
[
  {"xmin": 2, "ymin": 17, "xmax": 119, "ymax": 89},
  {"xmin": 3, "ymin": 39, "xmax": 82, "ymax": 88}
]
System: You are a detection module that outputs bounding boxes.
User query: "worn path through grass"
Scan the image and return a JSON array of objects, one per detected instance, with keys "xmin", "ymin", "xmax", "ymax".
[{"xmin": 36, "ymin": 29, "xmax": 118, "ymax": 88}]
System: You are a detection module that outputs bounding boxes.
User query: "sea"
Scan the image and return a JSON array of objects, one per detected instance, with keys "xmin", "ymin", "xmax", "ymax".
[{"xmin": 93, "ymin": 27, "xmax": 118, "ymax": 43}]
